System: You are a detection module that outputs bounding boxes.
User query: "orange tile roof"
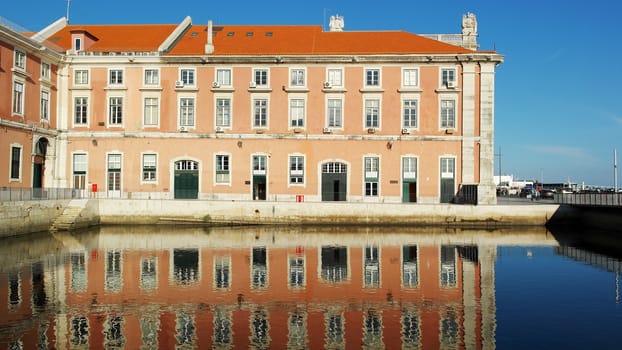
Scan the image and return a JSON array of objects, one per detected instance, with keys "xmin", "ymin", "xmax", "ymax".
[
  {"xmin": 48, "ymin": 24, "xmax": 178, "ymax": 52},
  {"xmin": 172, "ymin": 25, "xmax": 473, "ymax": 55},
  {"xmin": 48, "ymin": 23, "xmax": 473, "ymax": 55}
]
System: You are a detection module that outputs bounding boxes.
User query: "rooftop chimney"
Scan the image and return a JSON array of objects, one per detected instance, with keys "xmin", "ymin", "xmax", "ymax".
[{"xmin": 205, "ymin": 20, "xmax": 214, "ymax": 54}]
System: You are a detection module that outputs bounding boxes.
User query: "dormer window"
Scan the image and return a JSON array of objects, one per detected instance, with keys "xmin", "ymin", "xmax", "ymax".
[{"xmin": 74, "ymin": 38, "xmax": 82, "ymax": 52}]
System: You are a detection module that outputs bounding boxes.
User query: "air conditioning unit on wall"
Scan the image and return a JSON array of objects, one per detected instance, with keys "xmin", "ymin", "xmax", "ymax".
[
  {"xmin": 446, "ymin": 80, "xmax": 457, "ymax": 88},
  {"xmin": 175, "ymin": 80, "xmax": 184, "ymax": 88}
]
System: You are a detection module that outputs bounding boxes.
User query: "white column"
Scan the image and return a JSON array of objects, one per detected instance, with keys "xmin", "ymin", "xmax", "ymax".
[
  {"xmin": 479, "ymin": 63, "xmax": 497, "ymax": 204},
  {"xmin": 462, "ymin": 62, "xmax": 477, "ymax": 184},
  {"xmin": 53, "ymin": 63, "xmax": 70, "ymax": 188}
]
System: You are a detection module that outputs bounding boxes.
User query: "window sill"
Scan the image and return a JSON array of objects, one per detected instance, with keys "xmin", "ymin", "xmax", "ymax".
[
  {"xmin": 322, "ymin": 87, "xmax": 346, "ymax": 93},
  {"xmin": 283, "ymin": 87, "xmax": 309, "ymax": 93},
  {"xmin": 359, "ymin": 87, "xmax": 385, "ymax": 93},
  {"xmin": 211, "ymin": 86, "xmax": 235, "ymax": 92},
  {"xmin": 139, "ymin": 86, "xmax": 163, "ymax": 91},
  {"xmin": 174, "ymin": 86, "xmax": 198, "ymax": 92},
  {"xmin": 11, "ymin": 67, "xmax": 30, "ymax": 79},
  {"xmin": 104, "ymin": 86, "xmax": 128, "ymax": 91},
  {"xmin": 248, "ymin": 87, "xmax": 272, "ymax": 93},
  {"xmin": 397, "ymin": 87, "xmax": 423, "ymax": 93},
  {"xmin": 435, "ymin": 87, "xmax": 461, "ymax": 93}
]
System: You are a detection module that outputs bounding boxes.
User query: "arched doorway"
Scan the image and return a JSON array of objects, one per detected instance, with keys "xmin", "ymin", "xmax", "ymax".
[
  {"xmin": 321, "ymin": 162, "xmax": 347, "ymax": 201},
  {"xmin": 174, "ymin": 160, "xmax": 199, "ymax": 199},
  {"xmin": 33, "ymin": 138, "xmax": 48, "ymax": 197}
]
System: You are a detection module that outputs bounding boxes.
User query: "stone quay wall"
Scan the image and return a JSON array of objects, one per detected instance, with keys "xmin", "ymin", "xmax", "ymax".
[
  {"xmin": 1, "ymin": 199, "xmax": 567, "ymax": 237},
  {"xmin": 98, "ymin": 200, "xmax": 560, "ymax": 227},
  {"xmin": 1, "ymin": 200, "xmax": 70, "ymax": 238}
]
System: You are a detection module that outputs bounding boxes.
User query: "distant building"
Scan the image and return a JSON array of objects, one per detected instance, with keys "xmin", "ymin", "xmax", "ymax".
[{"xmin": 1, "ymin": 14, "xmax": 503, "ymax": 204}]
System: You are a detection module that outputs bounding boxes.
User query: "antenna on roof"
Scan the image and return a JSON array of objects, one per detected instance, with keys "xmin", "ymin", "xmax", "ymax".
[{"xmin": 66, "ymin": 0, "xmax": 71, "ymax": 23}]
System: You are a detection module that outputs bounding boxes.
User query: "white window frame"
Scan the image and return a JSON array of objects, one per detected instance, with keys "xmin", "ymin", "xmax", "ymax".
[
  {"xmin": 290, "ymin": 68, "xmax": 306, "ymax": 87},
  {"xmin": 252, "ymin": 97, "xmax": 269, "ymax": 128},
  {"xmin": 143, "ymin": 69, "xmax": 159, "ymax": 86},
  {"xmin": 143, "ymin": 96, "xmax": 159, "ymax": 127},
  {"xmin": 108, "ymin": 96, "xmax": 124, "ymax": 126},
  {"xmin": 441, "ymin": 68, "xmax": 457, "ymax": 87},
  {"xmin": 180, "ymin": 68, "xmax": 195, "ymax": 86},
  {"xmin": 326, "ymin": 67, "xmax": 343, "ymax": 88},
  {"xmin": 41, "ymin": 62, "xmax": 51, "ymax": 81},
  {"xmin": 252, "ymin": 155, "xmax": 267, "ymax": 175},
  {"xmin": 40, "ymin": 88, "xmax": 50, "ymax": 121},
  {"xmin": 72, "ymin": 152, "xmax": 88, "ymax": 191},
  {"xmin": 74, "ymin": 69, "xmax": 89, "ymax": 86},
  {"xmin": 289, "ymin": 154, "xmax": 305, "ymax": 185},
  {"xmin": 440, "ymin": 157, "xmax": 456, "ymax": 179},
  {"xmin": 402, "ymin": 156, "xmax": 418, "ymax": 180},
  {"xmin": 364, "ymin": 98, "xmax": 381, "ymax": 129},
  {"xmin": 215, "ymin": 96, "xmax": 232, "ymax": 128},
  {"xmin": 108, "ymin": 69, "xmax": 124, "ymax": 85},
  {"xmin": 73, "ymin": 37, "xmax": 82, "ymax": 52},
  {"xmin": 216, "ymin": 68, "xmax": 232, "ymax": 87},
  {"xmin": 73, "ymin": 95, "xmax": 89, "ymax": 126},
  {"xmin": 402, "ymin": 98, "xmax": 418, "ymax": 129},
  {"xmin": 141, "ymin": 153, "xmax": 157, "ymax": 183},
  {"xmin": 402, "ymin": 68, "xmax": 419, "ymax": 88},
  {"xmin": 12, "ymin": 79, "xmax": 25, "ymax": 116},
  {"xmin": 14, "ymin": 49, "xmax": 26, "ymax": 70},
  {"xmin": 440, "ymin": 98, "xmax": 456, "ymax": 129},
  {"xmin": 289, "ymin": 97, "xmax": 305, "ymax": 129},
  {"xmin": 179, "ymin": 96, "xmax": 196, "ymax": 128},
  {"xmin": 365, "ymin": 68, "xmax": 381, "ymax": 87},
  {"xmin": 215, "ymin": 154, "xmax": 231, "ymax": 185},
  {"xmin": 326, "ymin": 96, "xmax": 344, "ymax": 129},
  {"xmin": 253, "ymin": 68, "xmax": 269, "ymax": 87},
  {"xmin": 9, "ymin": 144, "xmax": 23, "ymax": 181},
  {"xmin": 364, "ymin": 156, "xmax": 379, "ymax": 197}
]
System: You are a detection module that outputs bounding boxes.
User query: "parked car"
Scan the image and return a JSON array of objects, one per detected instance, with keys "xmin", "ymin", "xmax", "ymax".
[
  {"xmin": 540, "ymin": 189, "xmax": 555, "ymax": 199},
  {"xmin": 519, "ymin": 188, "xmax": 539, "ymax": 199}
]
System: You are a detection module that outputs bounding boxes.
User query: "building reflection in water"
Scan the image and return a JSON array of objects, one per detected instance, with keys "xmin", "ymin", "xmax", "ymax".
[{"xmin": 0, "ymin": 226, "xmax": 562, "ymax": 349}]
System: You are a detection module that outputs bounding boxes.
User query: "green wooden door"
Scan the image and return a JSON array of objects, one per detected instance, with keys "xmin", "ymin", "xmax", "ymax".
[{"xmin": 175, "ymin": 171, "xmax": 198, "ymax": 199}]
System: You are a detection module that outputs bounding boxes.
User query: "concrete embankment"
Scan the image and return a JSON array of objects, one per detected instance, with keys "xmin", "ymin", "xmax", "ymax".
[
  {"xmin": 98, "ymin": 199, "xmax": 560, "ymax": 227},
  {"xmin": 1, "ymin": 199, "xmax": 563, "ymax": 237},
  {"xmin": 0, "ymin": 199, "xmax": 100, "ymax": 238}
]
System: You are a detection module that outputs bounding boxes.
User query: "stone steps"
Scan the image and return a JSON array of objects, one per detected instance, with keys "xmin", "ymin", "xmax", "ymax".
[{"xmin": 50, "ymin": 199, "xmax": 88, "ymax": 232}]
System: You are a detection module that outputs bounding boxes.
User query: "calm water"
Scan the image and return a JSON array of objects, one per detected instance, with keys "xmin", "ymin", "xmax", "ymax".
[{"xmin": 0, "ymin": 225, "xmax": 621, "ymax": 349}]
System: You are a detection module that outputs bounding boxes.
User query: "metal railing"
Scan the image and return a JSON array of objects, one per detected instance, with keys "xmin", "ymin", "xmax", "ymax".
[
  {"xmin": 0, "ymin": 187, "xmax": 85, "ymax": 202},
  {"xmin": 555, "ymin": 193, "xmax": 622, "ymax": 208}
]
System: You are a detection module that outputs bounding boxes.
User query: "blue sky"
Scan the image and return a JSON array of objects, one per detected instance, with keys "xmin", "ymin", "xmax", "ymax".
[{"xmin": 3, "ymin": 0, "xmax": 621, "ymax": 186}]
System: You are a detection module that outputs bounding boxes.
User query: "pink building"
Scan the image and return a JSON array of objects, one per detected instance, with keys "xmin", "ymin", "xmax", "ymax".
[
  {"xmin": 1, "ymin": 13, "xmax": 503, "ymax": 204},
  {"xmin": 0, "ymin": 21, "xmax": 62, "ymax": 194}
]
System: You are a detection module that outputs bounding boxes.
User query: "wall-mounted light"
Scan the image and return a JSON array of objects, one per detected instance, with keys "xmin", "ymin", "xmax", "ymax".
[
  {"xmin": 237, "ymin": 140, "xmax": 243, "ymax": 148},
  {"xmin": 91, "ymin": 139, "xmax": 98, "ymax": 146},
  {"xmin": 386, "ymin": 140, "xmax": 394, "ymax": 150}
]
